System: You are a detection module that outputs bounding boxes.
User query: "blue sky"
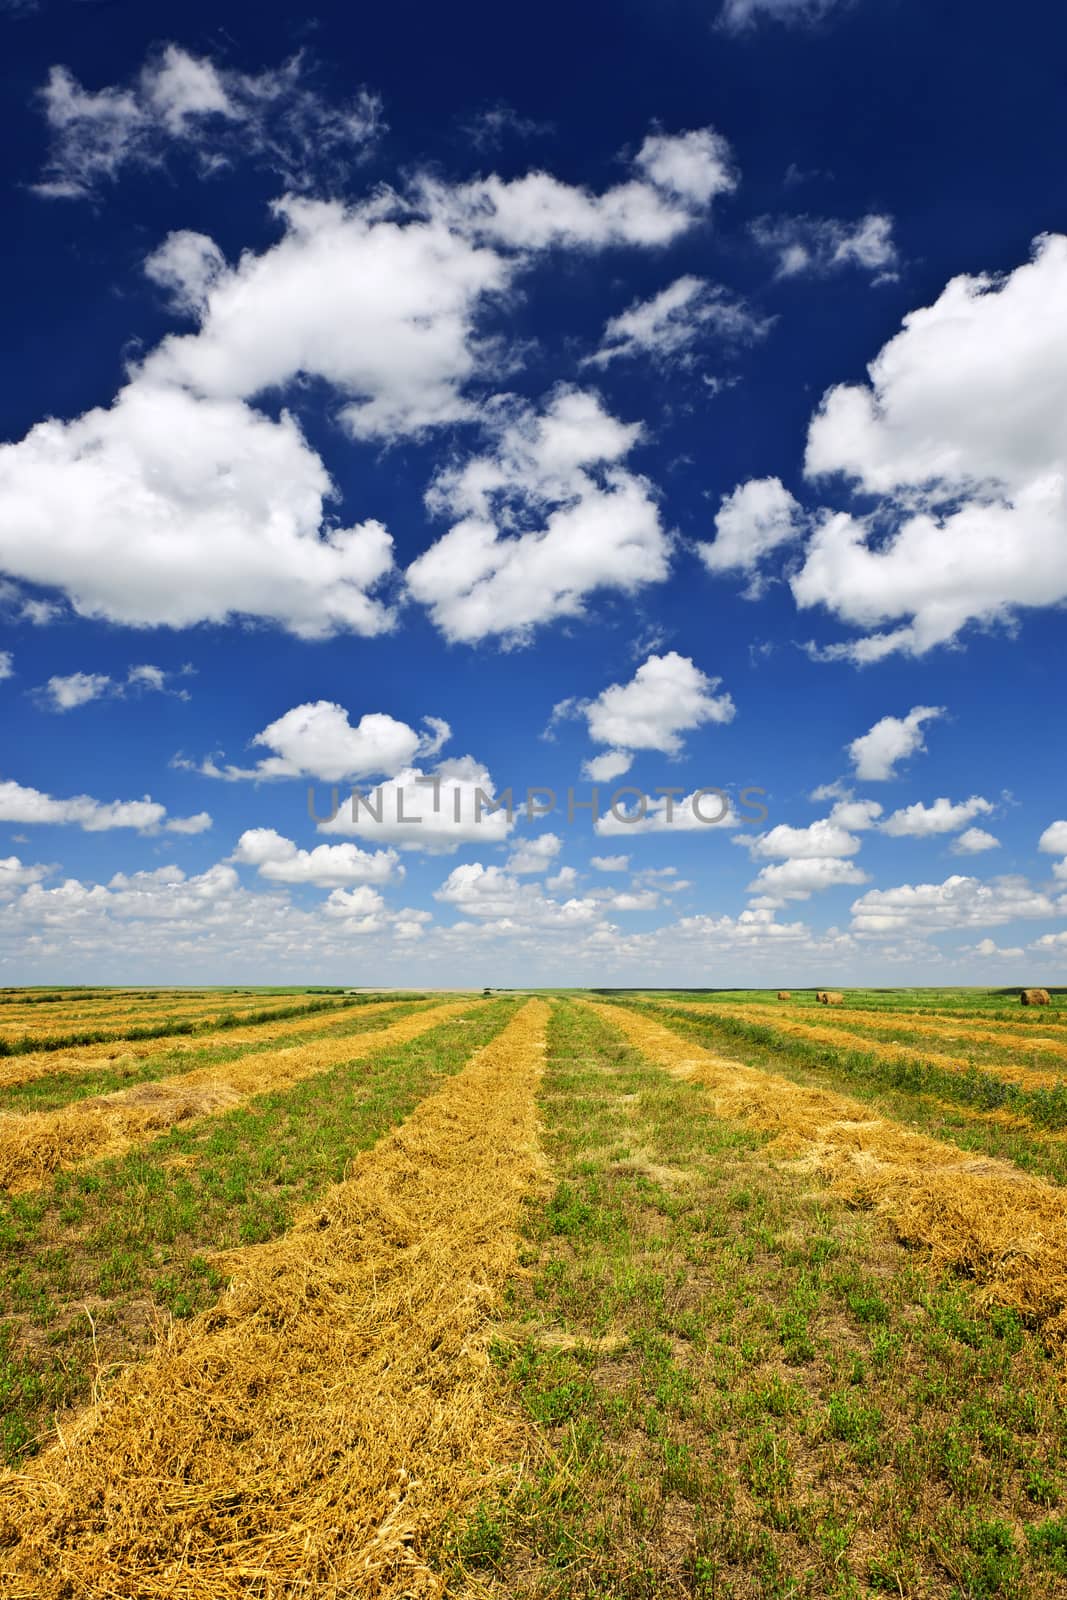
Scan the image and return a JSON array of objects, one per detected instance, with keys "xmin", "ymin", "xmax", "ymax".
[{"xmin": 1, "ymin": 0, "xmax": 1065, "ymax": 987}]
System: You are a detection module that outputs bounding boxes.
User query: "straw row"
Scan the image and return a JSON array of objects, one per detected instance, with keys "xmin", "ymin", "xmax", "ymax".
[
  {"xmin": 593, "ymin": 1002, "xmax": 1067, "ymax": 1351},
  {"xmin": 0, "ymin": 998, "xmax": 550, "ymax": 1599},
  {"xmin": 722, "ymin": 999, "xmax": 1067, "ymax": 1063},
  {"xmin": 0, "ymin": 998, "xmax": 415, "ymax": 1094},
  {"xmin": 0, "ymin": 1000, "xmax": 473, "ymax": 1192},
  {"xmin": 658, "ymin": 1001, "xmax": 1065, "ymax": 1091}
]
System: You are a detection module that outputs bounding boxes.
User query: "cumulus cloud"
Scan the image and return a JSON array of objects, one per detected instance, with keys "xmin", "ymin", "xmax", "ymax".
[
  {"xmin": 0, "ymin": 777, "xmax": 210, "ymax": 835},
  {"xmin": 697, "ymin": 477, "xmax": 805, "ymax": 594},
  {"xmin": 850, "ymin": 874, "xmax": 1063, "ymax": 936},
  {"xmin": 505, "ymin": 833, "xmax": 562, "ymax": 874},
  {"xmin": 951, "ymin": 827, "xmax": 1001, "ymax": 855},
  {"xmin": 582, "ymin": 651, "xmax": 735, "ymax": 756},
  {"xmin": 741, "ymin": 817, "xmax": 861, "ymax": 859},
  {"xmin": 848, "ymin": 705, "xmax": 944, "ymax": 781},
  {"xmin": 880, "ymin": 796, "xmax": 994, "ymax": 838},
  {"xmin": 35, "ymin": 46, "xmax": 382, "ymax": 200},
  {"xmin": 0, "ymin": 855, "xmax": 51, "ymax": 898},
  {"xmin": 0, "ymin": 381, "xmax": 396, "ymax": 638},
  {"xmin": 752, "ymin": 213, "xmax": 899, "ymax": 282},
  {"xmin": 434, "ymin": 861, "xmax": 599, "ymax": 927},
  {"xmin": 794, "ymin": 235, "xmax": 1067, "ymax": 658},
  {"xmin": 748, "ymin": 855, "xmax": 869, "ymax": 904},
  {"xmin": 591, "ymin": 854, "xmax": 630, "ymax": 872},
  {"xmin": 1039, "ymin": 821, "xmax": 1067, "ymax": 856},
  {"xmin": 0, "ymin": 652, "xmax": 13, "ymax": 681},
  {"xmin": 407, "ymin": 389, "xmax": 670, "ymax": 644},
  {"xmin": 231, "ymin": 828, "xmax": 401, "ymax": 887},
  {"xmin": 586, "ymin": 276, "xmax": 769, "ymax": 368},
  {"xmin": 185, "ymin": 702, "xmax": 449, "ymax": 784},
  {"xmin": 582, "ymin": 750, "xmax": 634, "ymax": 783},
  {"xmin": 318, "ymin": 756, "xmax": 516, "ymax": 853}
]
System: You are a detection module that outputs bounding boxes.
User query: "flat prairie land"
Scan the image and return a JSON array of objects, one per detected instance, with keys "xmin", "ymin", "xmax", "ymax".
[{"xmin": 1, "ymin": 986, "xmax": 1066, "ymax": 1598}]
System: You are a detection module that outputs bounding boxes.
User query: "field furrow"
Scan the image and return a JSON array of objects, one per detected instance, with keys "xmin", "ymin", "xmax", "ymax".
[
  {"xmin": 0, "ymin": 1000, "xmax": 475, "ymax": 1191},
  {"xmin": 594, "ymin": 1002, "xmax": 1067, "ymax": 1349},
  {"xmin": 0, "ymin": 999, "xmax": 549, "ymax": 1598},
  {"xmin": 0, "ymin": 995, "xmax": 372, "ymax": 1058},
  {"xmin": 710, "ymin": 1000, "xmax": 1067, "ymax": 1066}
]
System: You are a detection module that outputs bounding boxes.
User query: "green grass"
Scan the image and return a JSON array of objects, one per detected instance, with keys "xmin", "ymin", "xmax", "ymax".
[
  {"xmin": 444, "ymin": 1001, "xmax": 1067, "ymax": 1598},
  {"xmin": 0, "ymin": 996, "xmax": 515, "ymax": 1467}
]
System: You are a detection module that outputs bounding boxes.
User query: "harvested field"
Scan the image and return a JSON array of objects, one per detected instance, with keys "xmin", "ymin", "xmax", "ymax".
[
  {"xmin": 592, "ymin": 1001, "xmax": 1067, "ymax": 1348},
  {"xmin": 0, "ymin": 1000, "xmax": 474, "ymax": 1190},
  {"xmin": 722, "ymin": 998, "xmax": 1067, "ymax": 1064},
  {"xmin": 4, "ymin": 985, "xmax": 1067, "ymax": 1598},
  {"xmin": 663, "ymin": 999, "xmax": 1067, "ymax": 1091},
  {"xmin": 0, "ymin": 996, "xmax": 423, "ymax": 1095},
  {"xmin": 0, "ymin": 999, "xmax": 549, "ymax": 1598}
]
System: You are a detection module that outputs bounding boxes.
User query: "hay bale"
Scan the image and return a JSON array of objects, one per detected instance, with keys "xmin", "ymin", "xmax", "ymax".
[
  {"xmin": 814, "ymin": 991, "xmax": 826, "ymax": 1004},
  {"xmin": 777, "ymin": 991, "xmax": 792, "ymax": 1001},
  {"xmin": 1021, "ymin": 988, "xmax": 1051, "ymax": 1006},
  {"xmin": 822, "ymin": 991, "xmax": 844, "ymax": 1006}
]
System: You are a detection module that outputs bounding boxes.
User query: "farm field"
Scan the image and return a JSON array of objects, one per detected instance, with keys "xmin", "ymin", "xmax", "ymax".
[{"xmin": 1, "ymin": 987, "xmax": 1066, "ymax": 1597}]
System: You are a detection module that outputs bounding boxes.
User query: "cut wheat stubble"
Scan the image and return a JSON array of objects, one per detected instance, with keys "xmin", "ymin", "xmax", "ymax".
[{"xmin": 0, "ymin": 998, "xmax": 550, "ymax": 1600}]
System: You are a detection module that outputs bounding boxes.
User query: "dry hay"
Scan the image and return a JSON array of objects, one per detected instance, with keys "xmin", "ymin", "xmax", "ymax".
[
  {"xmin": 814, "ymin": 991, "xmax": 826, "ymax": 1004},
  {"xmin": 727, "ymin": 1001, "xmax": 1067, "ymax": 1065},
  {"xmin": 0, "ymin": 998, "xmax": 412, "ymax": 1093},
  {"xmin": 776, "ymin": 991, "xmax": 791, "ymax": 1001},
  {"xmin": 0, "ymin": 999, "xmax": 550, "ymax": 1600},
  {"xmin": 590, "ymin": 1002, "xmax": 1067, "ymax": 1355},
  {"xmin": 0, "ymin": 1001, "xmax": 473, "ymax": 1192},
  {"xmin": 663, "ymin": 1001, "xmax": 1066, "ymax": 1092},
  {"xmin": 818, "ymin": 991, "xmax": 844, "ymax": 1006},
  {"xmin": 1022, "ymin": 988, "xmax": 1052, "ymax": 1006}
]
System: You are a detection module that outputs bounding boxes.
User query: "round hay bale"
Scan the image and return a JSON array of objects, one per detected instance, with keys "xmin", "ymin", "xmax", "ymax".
[
  {"xmin": 823, "ymin": 991, "xmax": 845, "ymax": 1006},
  {"xmin": 1021, "ymin": 988, "xmax": 1051, "ymax": 1006},
  {"xmin": 777, "ymin": 991, "xmax": 792, "ymax": 1001},
  {"xmin": 815, "ymin": 991, "xmax": 827, "ymax": 1004}
]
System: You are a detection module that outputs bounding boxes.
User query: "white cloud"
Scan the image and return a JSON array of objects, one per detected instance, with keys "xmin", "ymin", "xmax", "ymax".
[
  {"xmin": 606, "ymin": 888, "xmax": 661, "ymax": 911},
  {"xmin": 586, "ymin": 275, "xmax": 769, "ymax": 368},
  {"xmin": 742, "ymin": 817, "xmax": 861, "ymax": 859},
  {"xmin": 850, "ymin": 874, "xmax": 1063, "ymax": 936},
  {"xmin": 719, "ymin": 0, "xmax": 850, "ymax": 30},
  {"xmin": 189, "ymin": 702, "xmax": 449, "ymax": 784},
  {"xmin": 0, "ymin": 777, "xmax": 211, "ymax": 835},
  {"xmin": 37, "ymin": 663, "xmax": 188, "ymax": 712},
  {"xmin": 595, "ymin": 786, "xmax": 737, "ymax": 836},
  {"xmin": 582, "ymin": 750, "xmax": 634, "ymax": 783},
  {"xmin": 848, "ymin": 705, "xmax": 944, "ymax": 781},
  {"xmin": 0, "ymin": 652, "xmax": 13, "ymax": 681},
  {"xmin": 752, "ymin": 214, "xmax": 899, "ymax": 282},
  {"xmin": 795, "ymin": 235, "xmax": 1067, "ymax": 658},
  {"xmin": 407, "ymin": 389, "xmax": 669, "ymax": 644},
  {"xmin": 968, "ymin": 937, "xmax": 1025, "ymax": 959},
  {"xmin": 41, "ymin": 671, "xmax": 112, "ymax": 711},
  {"xmin": 434, "ymin": 861, "xmax": 599, "ymax": 928},
  {"xmin": 828, "ymin": 796, "xmax": 883, "ymax": 831},
  {"xmin": 505, "ymin": 832, "xmax": 562, "ymax": 874},
  {"xmin": 951, "ymin": 827, "xmax": 1001, "ymax": 855},
  {"xmin": 0, "ymin": 380, "xmax": 396, "ymax": 638},
  {"xmin": 591, "ymin": 854, "xmax": 630, "ymax": 872},
  {"xmin": 697, "ymin": 477, "xmax": 805, "ymax": 594},
  {"xmin": 318, "ymin": 756, "xmax": 516, "ymax": 853},
  {"xmin": 748, "ymin": 855, "xmax": 869, "ymax": 904},
  {"xmin": 583, "ymin": 651, "xmax": 734, "ymax": 755},
  {"xmin": 35, "ymin": 46, "xmax": 382, "ymax": 200},
  {"xmin": 881, "ymin": 795, "xmax": 994, "ymax": 839},
  {"xmin": 546, "ymin": 865, "xmax": 578, "ymax": 893},
  {"xmin": 1039, "ymin": 821, "xmax": 1067, "ymax": 856},
  {"xmin": 232, "ymin": 828, "xmax": 401, "ymax": 887},
  {"xmin": 0, "ymin": 855, "xmax": 51, "ymax": 898}
]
